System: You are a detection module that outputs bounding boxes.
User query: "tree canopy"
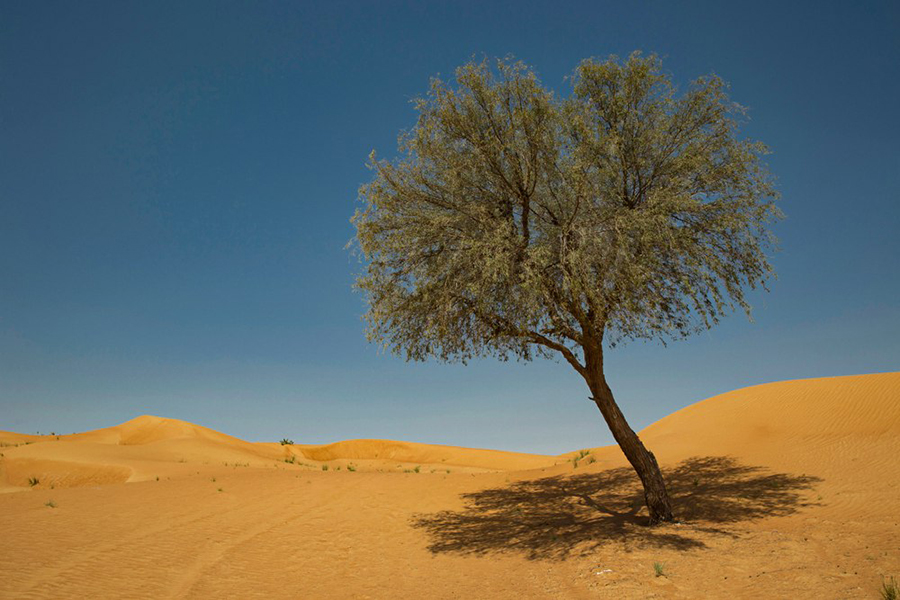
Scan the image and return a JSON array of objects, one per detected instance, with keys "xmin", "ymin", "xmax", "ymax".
[{"xmin": 352, "ymin": 53, "xmax": 781, "ymax": 374}]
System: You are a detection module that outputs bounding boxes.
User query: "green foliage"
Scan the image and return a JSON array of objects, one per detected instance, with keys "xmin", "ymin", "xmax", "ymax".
[
  {"xmin": 352, "ymin": 53, "xmax": 780, "ymax": 371},
  {"xmin": 347, "ymin": 464, "xmax": 357, "ymax": 472},
  {"xmin": 27, "ymin": 477, "xmax": 39, "ymax": 487},
  {"xmin": 883, "ymin": 576, "xmax": 899, "ymax": 600},
  {"xmin": 45, "ymin": 500, "xmax": 56, "ymax": 508},
  {"xmin": 572, "ymin": 449, "xmax": 593, "ymax": 468},
  {"xmin": 279, "ymin": 438, "xmax": 294, "ymax": 446},
  {"xmin": 653, "ymin": 562, "xmax": 666, "ymax": 577},
  {"xmin": 321, "ymin": 464, "xmax": 329, "ymax": 471},
  {"xmin": 413, "ymin": 465, "xmax": 421, "ymax": 473}
]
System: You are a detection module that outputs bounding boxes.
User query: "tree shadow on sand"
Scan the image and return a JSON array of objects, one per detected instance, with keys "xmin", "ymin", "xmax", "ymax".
[{"xmin": 412, "ymin": 456, "xmax": 821, "ymax": 559}]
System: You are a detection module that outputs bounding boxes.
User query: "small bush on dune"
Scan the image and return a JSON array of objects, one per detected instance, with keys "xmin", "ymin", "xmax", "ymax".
[
  {"xmin": 280, "ymin": 438, "xmax": 294, "ymax": 446},
  {"xmin": 27, "ymin": 477, "xmax": 39, "ymax": 487},
  {"xmin": 45, "ymin": 500, "xmax": 56, "ymax": 508},
  {"xmin": 321, "ymin": 464, "xmax": 329, "ymax": 471},
  {"xmin": 653, "ymin": 562, "xmax": 666, "ymax": 578}
]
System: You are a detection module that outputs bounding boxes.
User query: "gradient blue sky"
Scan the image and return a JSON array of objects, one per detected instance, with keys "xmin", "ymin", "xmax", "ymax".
[{"xmin": 1, "ymin": 1, "xmax": 898, "ymax": 454}]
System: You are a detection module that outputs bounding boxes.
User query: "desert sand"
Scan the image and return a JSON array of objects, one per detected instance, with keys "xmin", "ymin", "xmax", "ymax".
[{"xmin": 0, "ymin": 372, "xmax": 897, "ymax": 599}]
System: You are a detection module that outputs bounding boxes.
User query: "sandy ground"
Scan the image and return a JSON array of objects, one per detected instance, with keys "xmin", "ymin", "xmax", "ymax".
[{"xmin": 0, "ymin": 372, "xmax": 897, "ymax": 599}]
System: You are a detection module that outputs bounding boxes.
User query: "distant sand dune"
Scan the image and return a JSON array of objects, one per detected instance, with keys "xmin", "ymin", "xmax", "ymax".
[{"xmin": 0, "ymin": 414, "xmax": 560, "ymax": 491}]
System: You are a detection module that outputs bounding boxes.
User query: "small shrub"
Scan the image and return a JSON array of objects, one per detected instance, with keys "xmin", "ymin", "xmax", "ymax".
[
  {"xmin": 883, "ymin": 577, "xmax": 899, "ymax": 600},
  {"xmin": 27, "ymin": 477, "xmax": 39, "ymax": 487},
  {"xmin": 217, "ymin": 487, "xmax": 223, "ymax": 492},
  {"xmin": 321, "ymin": 464, "xmax": 329, "ymax": 471},
  {"xmin": 653, "ymin": 562, "xmax": 666, "ymax": 578},
  {"xmin": 413, "ymin": 465, "xmax": 420, "ymax": 473},
  {"xmin": 210, "ymin": 477, "xmax": 216, "ymax": 482},
  {"xmin": 45, "ymin": 500, "xmax": 56, "ymax": 508},
  {"xmin": 347, "ymin": 464, "xmax": 356, "ymax": 472},
  {"xmin": 280, "ymin": 438, "xmax": 294, "ymax": 446},
  {"xmin": 572, "ymin": 449, "xmax": 593, "ymax": 468},
  {"xmin": 284, "ymin": 456, "xmax": 296, "ymax": 464}
]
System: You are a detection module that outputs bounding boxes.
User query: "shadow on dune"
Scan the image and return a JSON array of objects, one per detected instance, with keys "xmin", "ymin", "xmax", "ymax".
[{"xmin": 412, "ymin": 456, "xmax": 821, "ymax": 559}]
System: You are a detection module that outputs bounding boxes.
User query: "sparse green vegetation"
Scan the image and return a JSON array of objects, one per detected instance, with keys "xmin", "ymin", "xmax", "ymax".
[
  {"xmin": 217, "ymin": 487, "xmax": 223, "ymax": 492},
  {"xmin": 321, "ymin": 464, "xmax": 329, "ymax": 471},
  {"xmin": 653, "ymin": 562, "xmax": 666, "ymax": 578},
  {"xmin": 347, "ymin": 464, "xmax": 356, "ymax": 472},
  {"xmin": 280, "ymin": 438, "xmax": 294, "ymax": 445},
  {"xmin": 413, "ymin": 465, "xmax": 421, "ymax": 473},
  {"xmin": 45, "ymin": 500, "xmax": 56, "ymax": 508},
  {"xmin": 27, "ymin": 477, "xmax": 39, "ymax": 487},
  {"xmin": 572, "ymin": 449, "xmax": 594, "ymax": 468},
  {"xmin": 882, "ymin": 576, "xmax": 899, "ymax": 600},
  {"xmin": 284, "ymin": 456, "xmax": 296, "ymax": 464}
]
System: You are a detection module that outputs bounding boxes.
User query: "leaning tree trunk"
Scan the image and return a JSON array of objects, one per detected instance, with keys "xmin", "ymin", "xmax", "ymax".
[{"xmin": 584, "ymin": 339, "xmax": 674, "ymax": 524}]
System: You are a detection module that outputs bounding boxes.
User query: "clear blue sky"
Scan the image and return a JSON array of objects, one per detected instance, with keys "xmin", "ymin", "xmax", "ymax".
[{"xmin": 2, "ymin": 1, "xmax": 898, "ymax": 454}]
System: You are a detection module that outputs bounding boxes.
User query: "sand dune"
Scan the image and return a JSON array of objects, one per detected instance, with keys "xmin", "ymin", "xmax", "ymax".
[
  {"xmin": 0, "ymin": 372, "xmax": 897, "ymax": 599},
  {"xmin": 0, "ymin": 414, "xmax": 560, "ymax": 492},
  {"xmin": 294, "ymin": 439, "xmax": 558, "ymax": 471},
  {"xmin": 640, "ymin": 371, "xmax": 900, "ymax": 459}
]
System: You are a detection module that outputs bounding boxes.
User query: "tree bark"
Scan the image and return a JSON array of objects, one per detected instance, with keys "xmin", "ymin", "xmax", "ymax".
[{"xmin": 583, "ymin": 338, "xmax": 674, "ymax": 524}]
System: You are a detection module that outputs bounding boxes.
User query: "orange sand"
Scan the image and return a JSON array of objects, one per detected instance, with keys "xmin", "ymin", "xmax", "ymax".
[{"xmin": 0, "ymin": 372, "xmax": 897, "ymax": 598}]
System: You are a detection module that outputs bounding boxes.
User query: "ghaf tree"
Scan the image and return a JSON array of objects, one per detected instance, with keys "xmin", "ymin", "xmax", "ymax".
[{"xmin": 351, "ymin": 53, "xmax": 780, "ymax": 523}]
